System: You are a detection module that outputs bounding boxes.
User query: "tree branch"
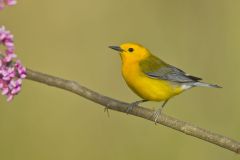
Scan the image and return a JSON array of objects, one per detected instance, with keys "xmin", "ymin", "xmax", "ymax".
[{"xmin": 26, "ymin": 68, "xmax": 240, "ymax": 154}]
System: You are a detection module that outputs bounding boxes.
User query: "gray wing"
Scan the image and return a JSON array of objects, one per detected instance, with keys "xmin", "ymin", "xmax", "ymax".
[{"xmin": 146, "ymin": 65, "xmax": 202, "ymax": 83}]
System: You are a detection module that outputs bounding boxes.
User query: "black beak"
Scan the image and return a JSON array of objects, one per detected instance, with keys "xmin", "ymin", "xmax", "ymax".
[{"xmin": 109, "ymin": 46, "xmax": 124, "ymax": 52}]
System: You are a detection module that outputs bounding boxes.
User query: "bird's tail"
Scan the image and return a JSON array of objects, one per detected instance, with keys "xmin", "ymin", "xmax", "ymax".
[{"xmin": 193, "ymin": 82, "xmax": 222, "ymax": 88}]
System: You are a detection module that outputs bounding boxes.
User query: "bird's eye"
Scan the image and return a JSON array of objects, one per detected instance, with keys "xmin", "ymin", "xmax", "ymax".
[{"xmin": 128, "ymin": 48, "xmax": 134, "ymax": 52}]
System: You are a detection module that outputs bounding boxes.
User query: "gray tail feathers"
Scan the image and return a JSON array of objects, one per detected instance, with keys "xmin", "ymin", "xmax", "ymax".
[{"xmin": 193, "ymin": 82, "xmax": 222, "ymax": 88}]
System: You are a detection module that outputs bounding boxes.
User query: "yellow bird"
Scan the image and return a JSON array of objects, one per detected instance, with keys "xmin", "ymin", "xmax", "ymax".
[{"xmin": 109, "ymin": 43, "xmax": 221, "ymax": 122}]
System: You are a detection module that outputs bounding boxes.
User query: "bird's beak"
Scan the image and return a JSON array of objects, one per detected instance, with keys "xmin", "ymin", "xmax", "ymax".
[{"xmin": 109, "ymin": 46, "xmax": 124, "ymax": 52}]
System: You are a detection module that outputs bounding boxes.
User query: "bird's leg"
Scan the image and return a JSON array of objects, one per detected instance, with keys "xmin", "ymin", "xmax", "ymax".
[
  {"xmin": 152, "ymin": 99, "xmax": 169, "ymax": 124},
  {"xmin": 127, "ymin": 99, "xmax": 148, "ymax": 113}
]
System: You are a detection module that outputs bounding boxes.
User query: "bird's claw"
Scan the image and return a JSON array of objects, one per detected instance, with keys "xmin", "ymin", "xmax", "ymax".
[
  {"xmin": 126, "ymin": 104, "xmax": 134, "ymax": 114},
  {"xmin": 126, "ymin": 102, "xmax": 138, "ymax": 114},
  {"xmin": 152, "ymin": 108, "xmax": 162, "ymax": 124},
  {"xmin": 126, "ymin": 100, "xmax": 148, "ymax": 114}
]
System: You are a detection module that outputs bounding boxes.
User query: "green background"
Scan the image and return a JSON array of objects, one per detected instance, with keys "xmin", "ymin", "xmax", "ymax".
[{"xmin": 0, "ymin": 0, "xmax": 240, "ymax": 159}]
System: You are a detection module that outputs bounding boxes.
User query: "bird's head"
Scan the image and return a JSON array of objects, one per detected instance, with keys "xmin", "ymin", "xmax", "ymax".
[{"xmin": 109, "ymin": 43, "xmax": 151, "ymax": 63}]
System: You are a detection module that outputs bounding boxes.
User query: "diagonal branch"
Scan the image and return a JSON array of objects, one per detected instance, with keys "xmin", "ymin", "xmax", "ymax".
[{"xmin": 26, "ymin": 68, "xmax": 240, "ymax": 154}]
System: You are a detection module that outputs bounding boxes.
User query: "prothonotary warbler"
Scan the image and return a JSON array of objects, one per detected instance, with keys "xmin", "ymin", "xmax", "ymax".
[{"xmin": 109, "ymin": 43, "xmax": 221, "ymax": 123}]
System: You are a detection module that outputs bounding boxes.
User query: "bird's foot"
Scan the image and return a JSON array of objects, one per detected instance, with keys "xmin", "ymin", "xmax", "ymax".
[
  {"xmin": 152, "ymin": 108, "xmax": 163, "ymax": 124},
  {"xmin": 126, "ymin": 100, "xmax": 146, "ymax": 114},
  {"xmin": 126, "ymin": 101, "xmax": 139, "ymax": 114}
]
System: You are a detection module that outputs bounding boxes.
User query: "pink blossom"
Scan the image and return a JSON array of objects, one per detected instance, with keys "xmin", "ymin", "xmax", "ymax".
[
  {"xmin": 0, "ymin": 26, "xmax": 26, "ymax": 101},
  {"xmin": 0, "ymin": 0, "xmax": 16, "ymax": 10}
]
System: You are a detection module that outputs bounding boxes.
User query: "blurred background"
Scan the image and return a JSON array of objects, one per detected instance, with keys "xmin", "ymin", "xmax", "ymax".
[{"xmin": 0, "ymin": 0, "xmax": 240, "ymax": 159}]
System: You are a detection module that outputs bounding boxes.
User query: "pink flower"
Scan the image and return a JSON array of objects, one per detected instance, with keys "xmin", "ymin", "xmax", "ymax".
[
  {"xmin": 0, "ymin": 26, "xmax": 26, "ymax": 101},
  {"xmin": 6, "ymin": 0, "xmax": 16, "ymax": 5},
  {"xmin": 0, "ymin": 0, "xmax": 16, "ymax": 10}
]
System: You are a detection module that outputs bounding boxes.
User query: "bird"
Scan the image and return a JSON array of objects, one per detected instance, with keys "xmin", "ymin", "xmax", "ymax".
[{"xmin": 109, "ymin": 43, "xmax": 221, "ymax": 123}]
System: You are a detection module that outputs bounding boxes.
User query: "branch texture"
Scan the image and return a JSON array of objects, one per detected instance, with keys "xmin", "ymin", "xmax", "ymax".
[{"xmin": 26, "ymin": 68, "xmax": 240, "ymax": 154}]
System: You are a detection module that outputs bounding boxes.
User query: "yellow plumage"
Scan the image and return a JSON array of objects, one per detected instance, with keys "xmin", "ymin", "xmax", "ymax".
[{"xmin": 121, "ymin": 59, "xmax": 183, "ymax": 101}]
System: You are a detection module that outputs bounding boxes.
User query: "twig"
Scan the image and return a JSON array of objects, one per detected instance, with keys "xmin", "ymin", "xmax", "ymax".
[{"xmin": 26, "ymin": 68, "xmax": 240, "ymax": 154}]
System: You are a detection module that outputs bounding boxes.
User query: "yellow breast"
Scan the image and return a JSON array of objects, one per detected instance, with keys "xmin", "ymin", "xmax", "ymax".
[{"xmin": 121, "ymin": 61, "xmax": 183, "ymax": 101}]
